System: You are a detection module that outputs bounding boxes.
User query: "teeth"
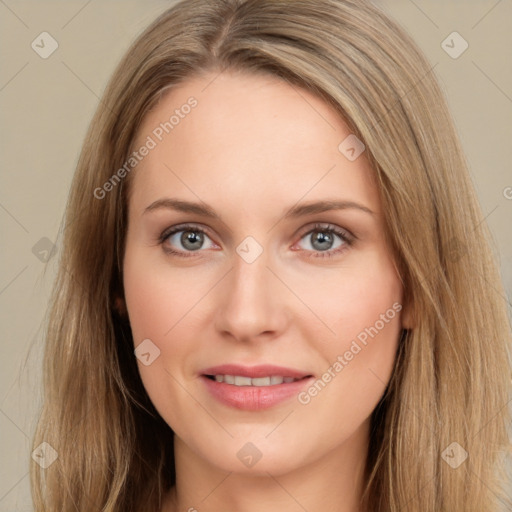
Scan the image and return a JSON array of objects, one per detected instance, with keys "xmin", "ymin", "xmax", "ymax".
[
  {"xmin": 234, "ymin": 376, "xmax": 252, "ymax": 386},
  {"xmin": 211, "ymin": 375, "xmax": 301, "ymax": 386},
  {"xmin": 252, "ymin": 377, "xmax": 271, "ymax": 386}
]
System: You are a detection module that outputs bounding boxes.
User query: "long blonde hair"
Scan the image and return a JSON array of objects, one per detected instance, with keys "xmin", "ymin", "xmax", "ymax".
[{"xmin": 31, "ymin": 0, "xmax": 511, "ymax": 510}]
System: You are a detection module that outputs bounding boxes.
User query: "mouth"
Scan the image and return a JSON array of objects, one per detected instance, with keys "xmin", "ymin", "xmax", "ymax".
[
  {"xmin": 203, "ymin": 374, "xmax": 306, "ymax": 386},
  {"xmin": 199, "ymin": 364, "xmax": 314, "ymax": 410}
]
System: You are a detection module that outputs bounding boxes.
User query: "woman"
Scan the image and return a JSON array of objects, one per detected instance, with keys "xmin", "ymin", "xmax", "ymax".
[{"xmin": 30, "ymin": 0, "xmax": 511, "ymax": 510}]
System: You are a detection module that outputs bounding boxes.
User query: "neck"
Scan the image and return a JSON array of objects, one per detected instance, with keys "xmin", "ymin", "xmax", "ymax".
[{"xmin": 164, "ymin": 419, "xmax": 370, "ymax": 512}]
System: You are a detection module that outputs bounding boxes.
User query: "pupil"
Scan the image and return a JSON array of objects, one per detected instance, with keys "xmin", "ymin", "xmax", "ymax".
[
  {"xmin": 182, "ymin": 231, "xmax": 203, "ymax": 251},
  {"xmin": 312, "ymin": 231, "xmax": 332, "ymax": 251}
]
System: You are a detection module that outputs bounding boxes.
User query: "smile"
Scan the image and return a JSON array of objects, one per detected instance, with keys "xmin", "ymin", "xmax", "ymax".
[
  {"xmin": 200, "ymin": 364, "xmax": 314, "ymax": 410},
  {"xmin": 206, "ymin": 375, "xmax": 302, "ymax": 386}
]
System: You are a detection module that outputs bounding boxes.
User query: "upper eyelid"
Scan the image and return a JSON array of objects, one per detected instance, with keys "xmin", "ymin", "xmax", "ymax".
[
  {"xmin": 160, "ymin": 223, "xmax": 223, "ymax": 245},
  {"xmin": 297, "ymin": 222, "xmax": 353, "ymax": 238}
]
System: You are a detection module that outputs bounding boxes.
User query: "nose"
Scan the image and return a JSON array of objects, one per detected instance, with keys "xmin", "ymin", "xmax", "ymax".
[{"xmin": 214, "ymin": 247, "xmax": 289, "ymax": 343}]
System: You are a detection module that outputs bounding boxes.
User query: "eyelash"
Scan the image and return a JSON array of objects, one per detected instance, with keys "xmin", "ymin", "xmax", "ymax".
[{"xmin": 158, "ymin": 223, "xmax": 354, "ymax": 259}]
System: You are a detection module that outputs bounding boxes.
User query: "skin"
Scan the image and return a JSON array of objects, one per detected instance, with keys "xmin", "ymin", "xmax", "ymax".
[{"xmin": 122, "ymin": 69, "xmax": 411, "ymax": 512}]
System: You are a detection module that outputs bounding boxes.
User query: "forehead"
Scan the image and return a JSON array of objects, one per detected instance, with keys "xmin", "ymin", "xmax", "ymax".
[{"xmin": 129, "ymin": 70, "xmax": 379, "ymax": 217}]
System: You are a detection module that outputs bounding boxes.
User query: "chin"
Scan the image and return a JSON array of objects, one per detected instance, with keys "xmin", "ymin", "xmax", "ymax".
[{"xmin": 184, "ymin": 431, "xmax": 317, "ymax": 477}]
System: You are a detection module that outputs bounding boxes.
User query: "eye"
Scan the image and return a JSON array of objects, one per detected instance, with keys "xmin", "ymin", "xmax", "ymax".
[
  {"xmin": 159, "ymin": 224, "xmax": 217, "ymax": 257},
  {"xmin": 294, "ymin": 223, "xmax": 353, "ymax": 259},
  {"xmin": 159, "ymin": 222, "xmax": 354, "ymax": 259}
]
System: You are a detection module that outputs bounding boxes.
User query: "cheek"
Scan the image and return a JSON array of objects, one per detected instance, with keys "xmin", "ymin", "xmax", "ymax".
[
  {"xmin": 330, "ymin": 269, "xmax": 402, "ymax": 350},
  {"xmin": 293, "ymin": 247, "xmax": 403, "ymax": 347},
  {"xmin": 123, "ymin": 247, "xmax": 204, "ymax": 343},
  {"xmin": 122, "ymin": 243, "xmax": 221, "ymax": 374},
  {"xmin": 122, "ymin": 247, "xmax": 200, "ymax": 425},
  {"xmin": 294, "ymin": 250, "xmax": 403, "ymax": 414}
]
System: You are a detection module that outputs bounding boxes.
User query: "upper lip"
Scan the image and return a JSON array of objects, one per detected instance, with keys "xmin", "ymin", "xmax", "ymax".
[{"xmin": 200, "ymin": 364, "xmax": 312, "ymax": 379}]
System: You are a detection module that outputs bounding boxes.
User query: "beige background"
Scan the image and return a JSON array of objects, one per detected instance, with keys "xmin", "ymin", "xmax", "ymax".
[{"xmin": 1, "ymin": 1, "xmax": 511, "ymax": 509}]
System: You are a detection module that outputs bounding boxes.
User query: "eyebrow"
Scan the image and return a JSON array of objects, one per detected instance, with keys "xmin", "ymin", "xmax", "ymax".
[{"xmin": 143, "ymin": 198, "xmax": 374, "ymax": 219}]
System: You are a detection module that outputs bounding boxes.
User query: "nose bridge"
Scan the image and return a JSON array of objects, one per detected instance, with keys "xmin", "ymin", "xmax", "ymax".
[
  {"xmin": 215, "ymin": 243, "xmax": 286, "ymax": 340},
  {"xmin": 233, "ymin": 249, "xmax": 270, "ymax": 302}
]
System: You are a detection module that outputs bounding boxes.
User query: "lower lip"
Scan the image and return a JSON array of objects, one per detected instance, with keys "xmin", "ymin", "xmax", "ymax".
[{"xmin": 200, "ymin": 375, "xmax": 313, "ymax": 410}]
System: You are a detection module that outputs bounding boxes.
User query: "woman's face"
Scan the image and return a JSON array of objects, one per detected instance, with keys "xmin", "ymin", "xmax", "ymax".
[{"xmin": 123, "ymin": 70, "xmax": 407, "ymax": 476}]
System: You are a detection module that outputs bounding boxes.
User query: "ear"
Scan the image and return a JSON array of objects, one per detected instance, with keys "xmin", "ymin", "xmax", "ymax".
[
  {"xmin": 113, "ymin": 295, "xmax": 128, "ymax": 318},
  {"xmin": 400, "ymin": 300, "xmax": 415, "ymax": 330}
]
